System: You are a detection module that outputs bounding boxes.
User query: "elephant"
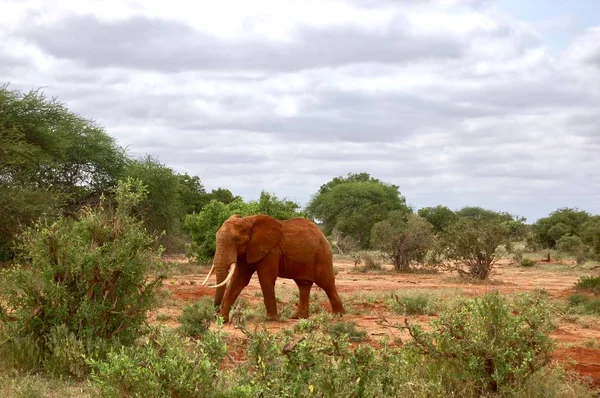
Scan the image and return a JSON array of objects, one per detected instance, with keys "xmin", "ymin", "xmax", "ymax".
[{"xmin": 202, "ymin": 214, "xmax": 345, "ymax": 323}]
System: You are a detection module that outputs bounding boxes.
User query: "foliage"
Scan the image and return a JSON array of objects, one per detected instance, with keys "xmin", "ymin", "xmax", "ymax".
[
  {"xmin": 405, "ymin": 291, "xmax": 555, "ymax": 393},
  {"xmin": 355, "ymin": 252, "xmax": 383, "ymax": 272},
  {"xmin": 438, "ymin": 214, "xmax": 510, "ymax": 280},
  {"xmin": 325, "ymin": 321, "xmax": 368, "ymax": 342},
  {"xmin": 176, "ymin": 173, "xmax": 207, "ymax": 215},
  {"xmin": 184, "ymin": 192, "xmax": 304, "ymax": 262},
  {"xmin": 556, "ymin": 235, "xmax": 587, "ymax": 257},
  {"xmin": 574, "ymin": 276, "xmax": 600, "ymax": 294},
  {"xmin": 567, "ymin": 293, "xmax": 600, "ymax": 315},
  {"xmin": 389, "ymin": 293, "xmax": 434, "ymax": 315},
  {"xmin": 88, "ymin": 326, "xmax": 227, "ymax": 398},
  {"xmin": 0, "ymin": 85, "xmax": 127, "ymax": 259},
  {"xmin": 520, "ymin": 258, "xmax": 537, "ymax": 267},
  {"xmin": 372, "ymin": 212, "xmax": 435, "ymax": 272},
  {"xmin": 0, "ymin": 178, "xmax": 167, "ymax": 376},
  {"xmin": 123, "ymin": 156, "xmax": 185, "ymax": 250},
  {"xmin": 533, "ymin": 208, "xmax": 591, "ymax": 249},
  {"xmin": 178, "ymin": 298, "xmax": 215, "ymax": 337},
  {"xmin": 306, "ymin": 172, "xmax": 410, "ymax": 249},
  {"xmin": 580, "ymin": 216, "xmax": 600, "ymax": 258},
  {"xmin": 417, "ymin": 205, "xmax": 458, "ymax": 234}
]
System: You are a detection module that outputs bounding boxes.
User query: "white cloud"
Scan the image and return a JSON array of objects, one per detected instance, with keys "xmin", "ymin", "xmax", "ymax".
[{"xmin": 1, "ymin": 0, "xmax": 599, "ymax": 221}]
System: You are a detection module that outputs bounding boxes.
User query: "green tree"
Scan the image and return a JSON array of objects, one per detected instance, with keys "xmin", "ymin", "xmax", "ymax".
[
  {"xmin": 533, "ymin": 208, "xmax": 591, "ymax": 248},
  {"xmin": 0, "ymin": 85, "xmax": 127, "ymax": 259},
  {"xmin": 185, "ymin": 192, "xmax": 304, "ymax": 262},
  {"xmin": 439, "ymin": 214, "xmax": 510, "ymax": 280},
  {"xmin": 417, "ymin": 205, "xmax": 458, "ymax": 234},
  {"xmin": 123, "ymin": 156, "xmax": 184, "ymax": 250},
  {"xmin": 372, "ymin": 212, "xmax": 435, "ymax": 271},
  {"xmin": 580, "ymin": 216, "xmax": 600, "ymax": 258},
  {"xmin": 177, "ymin": 173, "xmax": 207, "ymax": 215},
  {"xmin": 307, "ymin": 173, "xmax": 410, "ymax": 249}
]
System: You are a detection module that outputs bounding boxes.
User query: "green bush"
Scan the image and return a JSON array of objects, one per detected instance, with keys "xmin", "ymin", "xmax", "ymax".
[
  {"xmin": 389, "ymin": 293, "xmax": 434, "ymax": 315},
  {"xmin": 574, "ymin": 276, "xmax": 600, "ymax": 294},
  {"xmin": 520, "ymin": 258, "xmax": 537, "ymax": 267},
  {"xmin": 405, "ymin": 291, "xmax": 554, "ymax": 393},
  {"xmin": 325, "ymin": 321, "xmax": 368, "ymax": 342},
  {"xmin": 567, "ymin": 294, "xmax": 600, "ymax": 315},
  {"xmin": 0, "ymin": 178, "xmax": 167, "ymax": 376},
  {"xmin": 88, "ymin": 327, "xmax": 226, "ymax": 398},
  {"xmin": 178, "ymin": 298, "xmax": 215, "ymax": 337}
]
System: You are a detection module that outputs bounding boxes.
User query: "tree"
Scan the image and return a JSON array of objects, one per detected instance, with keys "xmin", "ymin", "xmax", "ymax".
[
  {"xmin": 123, "ymin": 156, "xmax": 184, "ymax": 250},
  {"xmin": 177, "ymin": 173, "xmax": 207, "ymax": 215},
  {"xmin": 439, "ymin": 215, "xmax": 509, "ymax": 280},
  {"xmin": 372, "ymin": 212, "xmax": 435, "ymax": 272},
  {"xmin": 185, "ymin": 192, "xmax": 304, "ymax": 262},
  {"xmin": 306, "ymin": 173, "xmax": 410, "ymax": 249},
  {"xmin": 580, "ymin": 216, "xmax": 600, "ymax": 258},
  {"xmin": 533, "ymin": 208, "xmax": 591, "ymax": 249},
  {"xmin": 0, "ymin": 85, "xmax": 126, "ymax": 259},
  {"xmin": 417, "ymin": 206, "xmax": 458, "ymax": 234}
]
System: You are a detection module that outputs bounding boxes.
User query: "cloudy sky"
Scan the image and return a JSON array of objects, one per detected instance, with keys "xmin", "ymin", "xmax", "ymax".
[{"xmin": 1, "ymin": 0, "xmax": 599, "ymax": 221}]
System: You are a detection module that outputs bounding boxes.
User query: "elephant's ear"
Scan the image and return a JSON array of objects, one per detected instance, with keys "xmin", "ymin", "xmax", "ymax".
[{"xmin": 246, "ymin": 215, "xmax": 283, "ymax": 264}]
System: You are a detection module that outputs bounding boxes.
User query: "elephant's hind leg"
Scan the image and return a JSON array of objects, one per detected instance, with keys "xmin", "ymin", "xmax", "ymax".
[
  {"xmin": 316, "ymin": 279, "xmax": 345, "ymax": 316},
  {"xmin": 293, "ymin": 280, "xmax": 313, "ymax": 319}
]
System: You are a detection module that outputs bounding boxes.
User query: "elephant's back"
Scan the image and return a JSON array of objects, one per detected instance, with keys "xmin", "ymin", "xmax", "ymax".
[{"xmin": 279, "ymin": 218, "xmax": 332, "ymax": 257}]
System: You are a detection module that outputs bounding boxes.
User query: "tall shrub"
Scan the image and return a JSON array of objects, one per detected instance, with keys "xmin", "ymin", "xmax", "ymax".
[{"xmin": 0, "ymin": 178, "xmax": 167, "ymax": 375}]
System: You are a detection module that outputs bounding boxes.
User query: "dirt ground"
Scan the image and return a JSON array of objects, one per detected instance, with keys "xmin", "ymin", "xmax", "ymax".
[{"xmin": 158, "ymin": 256, "xmax": 600, "ymax": 388}]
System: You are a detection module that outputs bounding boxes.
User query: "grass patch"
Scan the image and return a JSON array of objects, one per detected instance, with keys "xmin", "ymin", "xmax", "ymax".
[{"xmin": 575, "ymin": 275, "xmax": 600, "ymax": 294}]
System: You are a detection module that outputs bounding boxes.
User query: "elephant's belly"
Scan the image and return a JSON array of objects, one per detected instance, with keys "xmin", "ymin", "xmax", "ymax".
[{"xmin": 277, "ymin": 261, "xmax": 315, "ymax": 281}]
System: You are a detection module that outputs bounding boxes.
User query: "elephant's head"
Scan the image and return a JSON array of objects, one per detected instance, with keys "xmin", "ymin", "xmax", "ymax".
[{"xmin": 203, "ymin": 214, "xmax": 283, "ymax": 308}]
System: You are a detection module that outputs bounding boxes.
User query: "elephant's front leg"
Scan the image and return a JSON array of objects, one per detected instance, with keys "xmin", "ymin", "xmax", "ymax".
[
  {"xmin": 220, "ymin": 267, "xmax": 253, "ymax": 323},
  {"xmin": 256, "ymin": 266, "xmax": 278, "ymax": 321}
]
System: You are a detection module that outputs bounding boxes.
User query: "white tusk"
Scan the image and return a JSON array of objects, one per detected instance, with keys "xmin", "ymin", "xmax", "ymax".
[
  {"xmin": 209, "ymin": 263, "xmax": 236, "ymax": 288},
  {"xmin": 201, "ymin": 264, "xmax": 215, "ymax": 286}
]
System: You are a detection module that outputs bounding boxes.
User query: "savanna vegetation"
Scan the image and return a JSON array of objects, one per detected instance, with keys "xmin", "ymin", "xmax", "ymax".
[{"xmin": 2, "ymin": 85, "xmax": 600, "ymax": 396}]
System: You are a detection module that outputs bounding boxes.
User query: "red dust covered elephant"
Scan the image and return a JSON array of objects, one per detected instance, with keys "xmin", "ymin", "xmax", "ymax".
[{"xmin": 202, "ymin": 214, "xmax": 345, "ymax": 323}]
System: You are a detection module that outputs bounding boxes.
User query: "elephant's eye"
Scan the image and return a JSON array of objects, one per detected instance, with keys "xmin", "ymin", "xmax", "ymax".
[{"xmin": 234, "ymin": 236, "xmax": 241, "ymax": 243}]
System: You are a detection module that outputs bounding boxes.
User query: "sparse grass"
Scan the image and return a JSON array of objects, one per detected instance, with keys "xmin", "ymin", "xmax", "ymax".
[
  {"xmin": 520, "ymin": 258, "xmax": 537, "ymax": 267},
  {"xmin": 325, "ymin": 321, "xmax": 368, "ymax": 342},
  {"xmin": 156, "ymin": 313, "xmax": 173, "ymax": 322}
]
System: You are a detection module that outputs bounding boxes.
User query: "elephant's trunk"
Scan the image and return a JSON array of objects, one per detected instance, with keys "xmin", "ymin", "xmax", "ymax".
[{"xmin": 212, "ymin": 241, "xmax": 236, "ymax": 308}]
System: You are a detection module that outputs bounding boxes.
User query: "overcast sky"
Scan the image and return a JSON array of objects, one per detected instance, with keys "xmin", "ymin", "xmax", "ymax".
[{"xmin": 1, "ymin": 0, "xmax": 599, "ymax": 221}]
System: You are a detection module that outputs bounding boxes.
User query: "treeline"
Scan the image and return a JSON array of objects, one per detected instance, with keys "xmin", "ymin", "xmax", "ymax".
[{"xmin": 2, "ymin": 85, "xmax": 599, "ymax": 274}]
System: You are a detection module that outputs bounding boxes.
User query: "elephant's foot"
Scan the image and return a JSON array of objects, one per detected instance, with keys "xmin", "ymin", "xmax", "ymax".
[
  {"xmin": 266, "ymin": 313, "xmax": 279, "ymax": 321},
  {"xmin": 292, "ymin": 311, "xmax": 309, "ymax": 319}
]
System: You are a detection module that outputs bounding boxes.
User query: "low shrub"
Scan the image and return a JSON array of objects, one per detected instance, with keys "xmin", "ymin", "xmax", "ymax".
[
  {"xmin": 404, "ymin": 291, "xmax": 554, "ymax": 394},
  {"xmin": 567, "ymin": 294, "xmax": 600, "ymax": 315},
  {"xmin": 177, "ymin": 298, "xmax": 215, "ymax": 337},
  {"xmin": 88, "ymin": 327, "xmax": 227, "ymax": 398},
  {"xmin": 575, "ymin": 275, "xmax": 600, "ymax": 294},
  {"xmin": 389, "ymin": 293, "xmax": 434, "ymax": 315},
  {"xmin": 520, "ymin": 258, "xmax": 537, "ymax": 267},
  {"xmin": 325, "ymin": 321, "xmax": 368, "ymax": 342}
]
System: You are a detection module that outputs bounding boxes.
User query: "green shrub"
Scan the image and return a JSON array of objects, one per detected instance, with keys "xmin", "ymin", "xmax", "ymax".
[
  {"xmin": 0, "ymin": 178, "xmax": 167, "ymax": 376},
  {"xmin": 325, "ymin": 321, "xmax": 368, "ymax": 342},
  {"xmin": 178, "ymin": 298, "xmax": 215, "ymax": 337},
  {"xmin": 520, "ymin": 258, "xmax": 537, "ymax": 267},
  {"xmin": 404, "ymin": 291, "xmax": 554, "ymax": 393},
  {"xmin": 574, "ymin": 275, "xmax": 600, "ymax": 294},
  {"xmin": 567, "ymin": 294, "xmax": 600, "ymax": 315},
  {"xmin": 357, "ymin": 253, "xmax": 382, "ymax": 272},
  {"xmin": 389, "ymin": 293, "xmax": 434, "ymax": 315},
  {"xmin": 88, "ymin": 327, "xmax": 226, "ymax": 398}
]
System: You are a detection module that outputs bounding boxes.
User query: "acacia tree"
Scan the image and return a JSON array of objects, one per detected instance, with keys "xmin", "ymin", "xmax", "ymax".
[
  {"xmin": 439, "ymin": 215, "xmax": 509, "ymax": 280},
  {"xmin": 0, "ymin": 86, "xmax": 126, "ymax": 258},
  {"xmin": 307, "ymin": 173, "xmax": 410, "ymax": 249},
  {"xmin": 371, "ymin": 212, "xmax": 435, "ymax": 272}
]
